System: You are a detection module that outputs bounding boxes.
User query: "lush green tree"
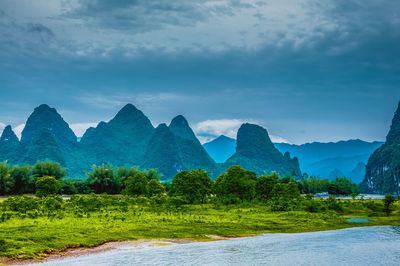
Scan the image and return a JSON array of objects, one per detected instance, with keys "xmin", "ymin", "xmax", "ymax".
[
  {"xmin": 123, "ymin": 172, "xmax": 148, "ymax": 196},
  {"xmin": 169, "ymin": 169, "xmax": 212, "ymax": 203},
  {"xmin": 146, "ymin": 179, "xmax": 166, "ymax": 197},
  {"xmin": 213, "ymin": 166, "xmax": 257, "ymax": 203},
  {"xmin": 115, "ymin": 166, "xmax": 139, "ymax": 186},
  {"xmin": 87, "ymin": 164, "xmax": 121, "ymax": 194},
  {"xmin": 143, "ymin": 169, "xmax": 163, "ymax": 181},
  {"xmin": 74, "ymin": 181, "xmax": 93, "ymax": 194},
  {"xmin": 328, "ymin": 177, "xmax": 359, "ymax": 196},
  {"xmin": 383, "ymin": 194, "xmax": 396, "ymax": 216},
  {"xmin": 32, "ymin": 161, "xmax": 66, "ymax": 180},
  {"xmin": 0, "ymin": 162, "xmax": 12, "ymax": 195},
  {"xmin": 35, "ymin": 176, "xmax": 60, "ymax": 197},
  {"xmin": 256, "ymin": 172, "xmax": 278, "ymax": 201},
  {"xmin": 10, "ymin": 165, "xmax": 33, "ymax": 194},
  {"xmin": 59, "ymin": 180, "xmax": 78, "ymax": 195}
]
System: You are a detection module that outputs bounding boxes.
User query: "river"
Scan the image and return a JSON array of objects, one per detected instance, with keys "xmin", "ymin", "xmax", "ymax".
[{"xmin": 31, "ymin": 226, "xmax": 400, "ymax": 266}]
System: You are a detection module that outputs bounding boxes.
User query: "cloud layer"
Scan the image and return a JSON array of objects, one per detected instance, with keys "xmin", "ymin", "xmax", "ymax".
[{"xmin": 0, "ymin": 0, "xmax": 399, "ymax": 144}]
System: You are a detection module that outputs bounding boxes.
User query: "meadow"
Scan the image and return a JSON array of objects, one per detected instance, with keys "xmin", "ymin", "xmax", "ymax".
[{"xmin": 0, "ymin": 194, "xmax": 399, "ymax": 261}]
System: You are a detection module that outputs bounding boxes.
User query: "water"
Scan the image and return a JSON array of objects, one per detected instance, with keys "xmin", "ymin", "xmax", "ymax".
[
  {"xmin": 347, "ymin": 218, "xmax": 370, "ymax": 222},
  {"xmin": 32, "ymin": 226, "xmax": 400, "ymax": 266},
  {"xmin": 314, "ymin": 193, "xmax": 387, "ymax": 200}
]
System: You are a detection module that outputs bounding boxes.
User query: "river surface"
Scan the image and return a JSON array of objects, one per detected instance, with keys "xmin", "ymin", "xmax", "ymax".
[{"xmin": 32, "ymin": 226, "xmax": 400, "ymax": 266}]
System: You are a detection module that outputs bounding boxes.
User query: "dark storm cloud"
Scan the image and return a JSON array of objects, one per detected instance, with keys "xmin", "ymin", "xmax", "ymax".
[
  {"xmin": 0, "ymin": 0, "xmax": 399, "ymax": 143},
  {"xmin": 66, "ymin": 0, "xmax": 254, "ymax": 32}
]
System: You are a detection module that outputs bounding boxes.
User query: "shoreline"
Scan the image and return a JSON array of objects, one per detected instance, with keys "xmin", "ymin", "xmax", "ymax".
[
  {"xmin": 1, "ymin": 225, "xmax": 396, "ymax": 265},
  {"xmin": 0, "ymin": 235, "xmax": 231, "ymax": 265}
]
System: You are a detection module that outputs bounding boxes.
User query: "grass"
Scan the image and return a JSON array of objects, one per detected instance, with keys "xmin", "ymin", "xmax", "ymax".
[{"xmin": 0, "ymin": 195, "xmax": 399, "ymax": 261}]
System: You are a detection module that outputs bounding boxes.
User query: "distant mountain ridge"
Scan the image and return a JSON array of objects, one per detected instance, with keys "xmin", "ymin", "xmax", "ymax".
[
  {"xmin": 0, "ymin": 104, "xmax": 299, "ymax": 180},
  {"xmin": 203, "ymin": 135, "xmax": 383, "ymax": 183}
]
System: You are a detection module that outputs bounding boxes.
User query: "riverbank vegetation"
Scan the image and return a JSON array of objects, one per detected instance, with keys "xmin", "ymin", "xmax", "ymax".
[{"xmin": 0, "ymin": 162, "xmax": 398, "ymax": 261}]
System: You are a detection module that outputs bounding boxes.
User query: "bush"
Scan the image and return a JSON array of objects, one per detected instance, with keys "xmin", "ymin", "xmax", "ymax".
[
  {"xmin": 169, "ymin": 170, "xmax": 212, "ymax": 204},
  {"xmin": 213, "ymin": 166, "xmax": 257, "ymax": 203},
  {"xmin": 147, "ymin": 179, "xmax": 166, "ymax": 197},
  {"xmin": 123, "ymin": 172, "xmax": 148, "ymax": 196},
  {"xmin": 35, "ymin": 176, "xmax": 60, "ymax": 198},
  {"xmin": 32, "ymin": 161, "xmax": 66, "ymax": 180},
  {"xmin": 383, "ymin": 194, "xmax": 396, "ymax": 216}
]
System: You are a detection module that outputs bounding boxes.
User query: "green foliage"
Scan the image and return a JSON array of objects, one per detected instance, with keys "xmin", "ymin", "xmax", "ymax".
[
  {"xmin": 383, "ymin": 194, "xmax": 396, "ymax": 216},
  {"xmin": 0, "ymin": 162, "xmax": 12, "ymax": 195},
  {"xmin": 328, "ymin": 177, "xmax": 359, "ymax": 196},
  {"xmin": 10, "ymin": 165, "xmax": 33, "ymax": 194},
  {"xmin": 146, "ymin": 179, "xmax": 166, "ymax": 197},
  {"xmin": 214, "ymin": 166, "xmax": 257, "ymax": 203},
  {"xmin": 59, "ymin": 180, "xmax": 78, "ymax": 195},
  {"xmin": 32, "ymin": 161, "xmax": 66, "ymax": 180},
  {"xmin": 256, "ymin": 172, "xmax": 278, "ymax": 201},
  {"xmin": 0, "ymin": 194, "xmax": 399, "ymax": 260},
  {"xmin": 122, "ymin": 172, "xmax": 148, "ymax": 196},
  {"xmin": 86, "ymin": 164, "xmax": 121, "ymax": 194},
  {"xmin": 35, "ymin": 176, "xmax": 60, "ymax": 198},
  {"xmin": 169, "ymin": 169, "xmax": 212, "ymax": 203}
]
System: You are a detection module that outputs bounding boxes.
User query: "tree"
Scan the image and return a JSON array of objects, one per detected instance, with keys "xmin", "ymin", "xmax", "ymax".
[
  {"xmin": 0, "ymin": 162, "xmax": 12, "ymax": 195},
  {"xmin": 10, "ymin": 165, "xmax": 33, "ymax": 194},
  {"xmin": 256, "ymin": 173, "xmax": 278, "ymax": 201},
  {"xmin": 383, "ymin": 194, "xmax": 396, "ymax": 216},
  {"xmin": 213, "ymin": 166, "xmax": 257, "ymax": 203},
  {"xmin": 116, "ymin": 166, "xmax": 139, "ymax": 186},
  {"xmin": 32, "ymin": 161, "xmax": 66, "ymax": 180},
  {"xmin": 35, "ymin": 176, "xmax": 60, "ymax": 197},
  {"xmin": 146, "ymin": 179, "xmax": 166, "ymax": 197},
  {"xmin": 169, "ymin": 169, "xmax": 212, "ymax": 204},
  {"xmin": 123, "ymin": 172, "xmax": 148, "ymax": 196},
  {"xmin": 143, "ymin": 169, "xmax": 163, "ymax": 181},
  {"xmin": 87, "ymin": 164, "xmax": 121, "ymax": 194}
]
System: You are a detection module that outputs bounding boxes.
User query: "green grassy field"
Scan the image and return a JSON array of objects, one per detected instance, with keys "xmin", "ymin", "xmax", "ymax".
[{"xmin": 0, "ymin": 195, "xmax": 399, "ymax": 261}]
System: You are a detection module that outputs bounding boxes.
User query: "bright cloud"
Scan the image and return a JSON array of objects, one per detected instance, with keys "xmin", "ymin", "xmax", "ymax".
[
  {"xmin": 70, "ymin": 122, "xmax": 98, "ymax": 137},
  {"xmin": 192, "ymin": 119, "xmax": 289, "ymax": 144},
  {"xmin": 13, "ymin": 124, "xmax": 25, "ymax": 139}
]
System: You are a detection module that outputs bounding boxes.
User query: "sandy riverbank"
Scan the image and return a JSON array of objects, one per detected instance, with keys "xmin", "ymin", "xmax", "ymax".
[{"xmin": 0, "ymin": 235, "xmax": 230, "ymax": 265}]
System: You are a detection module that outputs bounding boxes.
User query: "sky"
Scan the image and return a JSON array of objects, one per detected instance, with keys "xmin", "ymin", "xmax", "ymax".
[{"xmin": 0, "ymin": 0, "xmax": 399, "ymax": 144}]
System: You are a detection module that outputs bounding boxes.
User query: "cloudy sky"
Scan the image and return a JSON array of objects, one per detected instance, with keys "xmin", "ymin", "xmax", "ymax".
[{"xmin": 0, "ymin": 0, "xmax": 399, "ymax": 144}]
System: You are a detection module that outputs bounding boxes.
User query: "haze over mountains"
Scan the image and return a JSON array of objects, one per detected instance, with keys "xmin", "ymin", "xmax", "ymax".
[
  {"xmin": 203, "ymin": 135, "xmax": 383, "ymax": 183},
  {"xmin": 0, "ymin": 104, "xmax": 300, "ymax": 180}
]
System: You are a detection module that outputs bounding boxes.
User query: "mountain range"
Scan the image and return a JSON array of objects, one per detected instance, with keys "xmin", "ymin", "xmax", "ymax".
[
  {"xmin": 203, "ymin": 135, "xmax": 383, "ymax": 183},
  {"xmin": 0, "ymin": 104, "xmax": 300, "ymax": 180}
]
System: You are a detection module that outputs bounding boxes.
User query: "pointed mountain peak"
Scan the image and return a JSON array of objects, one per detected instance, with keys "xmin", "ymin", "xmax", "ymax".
[
  {"xmin": 156, "ymin": 123, "xmax": 169, "ymax": 131},
  {"xmin": 236, "ymin": 123, "xmax": 277, "ymax": 157},
  {"xmin": 386, "ymin": 101, "xmax": 400, "ymax": 144},
  {"xmin": 113, "ymin": 104, "xmax": 141, "ymax": 120},
  {"xmin": 168, "ymin": 115, "xmax": 199, "ymax": 143},
  {"xmin": 169, "ymin": 115, "xmax": 189, "ymax": 128},
  {"xmin": 1, "ymin": 125, "xmax": 19, "ymax": 143},
  {"xmin": 110, "ymin": 104, "xmax": 154, "ymax": 129},
  {"xmin": 21, "ymin": 104, "xmax": 77, "ymax": 146}
]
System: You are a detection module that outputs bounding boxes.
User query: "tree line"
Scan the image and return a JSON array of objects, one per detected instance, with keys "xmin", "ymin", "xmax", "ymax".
[{"xmin": 0, "ymin": 161, "xmax": 360, "ymax": 200}]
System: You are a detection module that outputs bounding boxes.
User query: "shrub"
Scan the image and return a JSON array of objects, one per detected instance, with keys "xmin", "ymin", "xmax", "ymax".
[
  {"xmin": 35, "ymin": 176, "xmax": 60, "ymax": 198},
  {"xmin": 123, "ymin": 172, "xmax": 148, "ymax": 196},
  {"xmin": 169, "ymin": 170, "xmax": 212, "ymax": 204}
]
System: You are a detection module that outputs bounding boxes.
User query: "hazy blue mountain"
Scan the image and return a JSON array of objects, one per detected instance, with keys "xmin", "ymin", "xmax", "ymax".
[
  {"xmin": 361, "ymin": 102, "xmax": 400, "ymax": 193},
  {"xmin": 203, "ymin": 135, "xmax": 382, "ymax": 182},
  {"xmin": 203, "ymin": 135, "xmax": 236, "ymax": 163},
  {"xmin": 327, "ymin": 168, "xmax": 345, "ymax": 180},
  {"xmin": 224, "ymin": 123, "xmax": 301, "ymax": 177},
  {"xmin": 348, "ymin": 162, "xmax": 366, "ymax": 184}
]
